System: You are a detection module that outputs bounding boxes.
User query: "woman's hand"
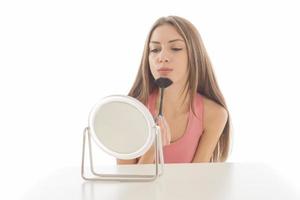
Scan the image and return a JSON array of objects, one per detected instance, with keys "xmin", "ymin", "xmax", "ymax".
[
  {"xmin": 137, "ymin": 115, "xmax": 171, "ymax": 164},
  {"xmin": 155, "ymin": 115, "xmax": 171, "ymax": 146}
]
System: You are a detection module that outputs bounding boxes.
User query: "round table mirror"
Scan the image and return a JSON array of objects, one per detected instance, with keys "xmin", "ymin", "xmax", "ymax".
[{"xmin": 88, "ymin": 95, "xmax": 156, "ymax": 160}]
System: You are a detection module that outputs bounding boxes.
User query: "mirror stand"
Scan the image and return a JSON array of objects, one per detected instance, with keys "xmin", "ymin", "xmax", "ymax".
[{"xmin": 81, "ymin": 127, "xmax": 164, "ymax": 182}]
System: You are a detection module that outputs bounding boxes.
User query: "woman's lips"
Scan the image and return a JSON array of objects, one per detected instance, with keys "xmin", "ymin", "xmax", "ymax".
[{"xmin": 157, "ymin": 67, "xmax": 173, "ymax": 75}]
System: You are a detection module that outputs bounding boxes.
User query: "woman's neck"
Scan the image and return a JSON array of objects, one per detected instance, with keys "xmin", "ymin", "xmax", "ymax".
[{"xmin": 156, "ymin": 82, "xmax": 190, "ymax": 116}]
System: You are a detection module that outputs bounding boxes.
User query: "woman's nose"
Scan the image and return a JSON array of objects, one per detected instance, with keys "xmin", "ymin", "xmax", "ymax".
[
  {"xmin": 159, "ymin": 57, "xmax": 169, "ymax": 63},
  {"xmin": 158, "ymin": 50, "xmax": 170, "ymax": 63}
]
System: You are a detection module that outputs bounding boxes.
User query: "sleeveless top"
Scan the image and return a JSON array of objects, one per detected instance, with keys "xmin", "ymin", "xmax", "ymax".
[{"xmin": 147, "ymin": 90, "xmax": 204, "ymax": 163}]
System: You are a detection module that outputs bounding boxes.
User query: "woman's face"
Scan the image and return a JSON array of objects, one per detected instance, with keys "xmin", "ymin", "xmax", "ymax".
[{"xmin": 148, "ymin": 24, "xmax": 188, "ymax": 85}]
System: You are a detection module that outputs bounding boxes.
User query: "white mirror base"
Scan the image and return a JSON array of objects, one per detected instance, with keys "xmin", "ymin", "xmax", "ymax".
[{"xmin": 81, "ymin": 127, "xmax": 164, "ymax": 182}]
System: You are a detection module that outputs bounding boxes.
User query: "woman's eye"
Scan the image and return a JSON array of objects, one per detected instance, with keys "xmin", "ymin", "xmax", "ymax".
[
  {"xmin": 172, "ymin": 48, "xmax": 183, "ymax": 51},
  {"xmin": 149, "ymin": 48, "xmax": 182, "ymax": 53},
  {"xmin": 150, "ymin": 48, "xmax": 160, "ymax": 53}
]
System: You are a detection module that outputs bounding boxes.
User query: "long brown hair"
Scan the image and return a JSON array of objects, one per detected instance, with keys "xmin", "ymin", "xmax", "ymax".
[{"xmin": 128, "ymin": 16, "xmax": 231, "ymax": 162}]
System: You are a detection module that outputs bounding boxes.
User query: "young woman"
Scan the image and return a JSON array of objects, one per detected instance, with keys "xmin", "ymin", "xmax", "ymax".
[{"xmin": 118, "ymin": 16, "xmax": 231, "ymax": 164}]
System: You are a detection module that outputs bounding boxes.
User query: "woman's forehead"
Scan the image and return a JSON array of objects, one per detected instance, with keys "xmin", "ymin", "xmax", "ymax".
[{"xmin": 150, "ymin": 24, "xmax": 184, "ymax": 42}]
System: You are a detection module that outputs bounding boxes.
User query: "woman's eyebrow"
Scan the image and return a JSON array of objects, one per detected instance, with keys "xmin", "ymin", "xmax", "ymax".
[
  {"xmin": 150, "ymin": 39, "xmax": 184, "ymax": 44},
  {"xmin": 168, "ymin": 39, "xmax": 184, "ymax": 43},
  {"xmin": 150, "ymin": 41, "xmax": 160, "ymax": 44}
]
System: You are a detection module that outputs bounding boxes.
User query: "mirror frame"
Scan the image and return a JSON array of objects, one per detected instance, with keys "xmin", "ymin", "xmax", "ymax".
[{"xmin": 88, "ymin": 95, "xmax": 156, "ymax": 160}]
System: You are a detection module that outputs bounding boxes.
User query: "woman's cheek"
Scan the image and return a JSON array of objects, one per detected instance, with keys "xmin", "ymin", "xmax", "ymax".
[{"xmin": 150, "ymin": 66, "xmax": 158, "ymax": 79}]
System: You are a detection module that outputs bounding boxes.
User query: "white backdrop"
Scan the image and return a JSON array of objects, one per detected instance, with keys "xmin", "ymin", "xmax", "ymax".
[{"xmin": 1, "ymin": 0, "xmax": 300, "ymax": 199}]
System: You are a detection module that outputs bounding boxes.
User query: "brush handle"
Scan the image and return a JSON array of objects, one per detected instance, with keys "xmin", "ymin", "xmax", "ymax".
[{"xmin": 158, "ymin": 88, "xmax": 164, "ymax": 116}]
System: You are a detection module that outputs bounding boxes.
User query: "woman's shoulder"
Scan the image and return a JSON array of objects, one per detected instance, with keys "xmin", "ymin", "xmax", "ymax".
[{"xmin": 201, "ymin": 96, "xmax": 228, "ymax": 130}]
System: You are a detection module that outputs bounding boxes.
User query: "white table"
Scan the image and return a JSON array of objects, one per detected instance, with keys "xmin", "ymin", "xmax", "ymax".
[{"xmin": 23, "ymin": 163, "xmax": 299, "ymax": 200}]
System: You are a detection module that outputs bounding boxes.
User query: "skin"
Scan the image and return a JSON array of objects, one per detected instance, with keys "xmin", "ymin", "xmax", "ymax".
[{"xmin": 117, "ymin": 24, "xmax": 228, "ymax": 164}]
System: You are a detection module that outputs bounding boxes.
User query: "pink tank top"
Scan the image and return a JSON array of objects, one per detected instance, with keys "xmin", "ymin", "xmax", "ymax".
[{"xmin": 147, "ymin": 90, "xmax": 204, "ymax": 163}]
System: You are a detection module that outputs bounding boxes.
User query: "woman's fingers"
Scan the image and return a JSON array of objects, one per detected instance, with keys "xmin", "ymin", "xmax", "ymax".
[
  {"xmin": 161, "ymin": 117, "xmax": 171, "ymax": 144},
  {"xmin": 156, "ymin": 116, "xmax": 171, "ymax": 145}
]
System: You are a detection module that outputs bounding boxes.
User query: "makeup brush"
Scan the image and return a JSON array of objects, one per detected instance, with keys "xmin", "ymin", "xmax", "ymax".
[{"xmin": 155, "ymin": 77, "xmax": 173, "ymax": 116}]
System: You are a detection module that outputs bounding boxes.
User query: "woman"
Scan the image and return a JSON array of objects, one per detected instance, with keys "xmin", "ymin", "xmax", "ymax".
[{"xmin": 118, "ymin": 16, "xmax": 231, "ymax": 164}]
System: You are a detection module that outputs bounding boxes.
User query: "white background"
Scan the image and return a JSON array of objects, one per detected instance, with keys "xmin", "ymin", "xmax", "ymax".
[{"xmin": 1, "ymin": 0, "xmax": 300, "ymax": 199}]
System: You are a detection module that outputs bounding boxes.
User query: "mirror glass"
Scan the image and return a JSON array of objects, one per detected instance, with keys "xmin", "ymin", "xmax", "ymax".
[{"xmin": 88, "ymin": 95, "xmax": 156, "ymax": 160}]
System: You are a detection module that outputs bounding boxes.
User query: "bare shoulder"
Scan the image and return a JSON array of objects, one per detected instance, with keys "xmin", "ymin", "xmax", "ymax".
[{"xmin": 202, "ymin": 96, "xmax": 228, "ymax": 131}]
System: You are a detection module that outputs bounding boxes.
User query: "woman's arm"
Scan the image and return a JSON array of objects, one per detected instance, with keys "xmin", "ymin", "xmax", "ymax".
[
  {"xmin": 137, "ymin": 145, "xmax": 156, "ymax": 164},
  {"xmin": 116, "ymin": 158, "xmax": 137, "ymax": 164},
  {"xmin": 116, "ymin": 145, "xmax": 155, "ymax": 164},
  {"xmin": 192, "ymin": 97, "xmax": 228, "ymax": 162}
]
